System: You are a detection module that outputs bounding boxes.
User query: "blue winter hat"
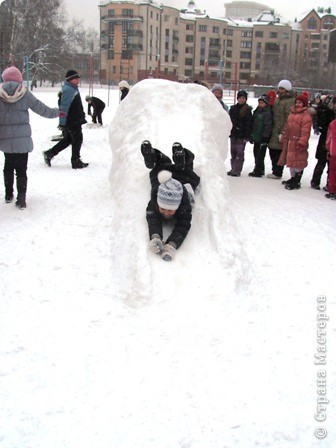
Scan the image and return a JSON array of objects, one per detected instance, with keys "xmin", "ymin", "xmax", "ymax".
[{"xmin": 157, "ymin": 170, "xmax": 183, "ymax": 211}]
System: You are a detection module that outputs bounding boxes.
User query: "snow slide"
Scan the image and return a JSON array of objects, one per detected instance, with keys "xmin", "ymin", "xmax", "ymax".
[{"xmin": 109, "ymin": 79, "xmax": 249, "ymax": 302}]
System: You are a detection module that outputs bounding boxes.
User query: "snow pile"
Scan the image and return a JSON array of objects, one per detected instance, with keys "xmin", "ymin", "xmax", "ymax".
[{"xmin": 108, "ymin": 79, "xmax": 247, "ymax": 303}]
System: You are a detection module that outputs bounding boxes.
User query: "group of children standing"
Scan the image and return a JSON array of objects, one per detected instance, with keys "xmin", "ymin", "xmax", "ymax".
[{"xmin": 215, "ymin": 80, "xmax": 336, "ymax": 199}]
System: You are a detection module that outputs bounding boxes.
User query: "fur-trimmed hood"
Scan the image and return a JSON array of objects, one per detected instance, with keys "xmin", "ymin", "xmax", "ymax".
[{"xmin": 0, "ymin": 82, "xmax": 27, "ymax": 103}]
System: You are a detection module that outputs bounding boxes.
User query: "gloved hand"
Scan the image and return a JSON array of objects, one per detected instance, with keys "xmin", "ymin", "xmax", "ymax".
[
  {"xmin": 149, "ymin": 234, "xmax": 164, "ymax": 254},
  {"xmin": 278, "ymin": 134, "xmax": 283, "ymax": 142},
  {"xmin": 161, "ymin": 243, "xmax": 176, "ymax": 261}
]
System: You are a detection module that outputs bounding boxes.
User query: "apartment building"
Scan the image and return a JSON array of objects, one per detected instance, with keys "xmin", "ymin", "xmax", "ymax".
[{"xmin": 99, "ymin": 0, "xmax": 336, "ymax": 87}]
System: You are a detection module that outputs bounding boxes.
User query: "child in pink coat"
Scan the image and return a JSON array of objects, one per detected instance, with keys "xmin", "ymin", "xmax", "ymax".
[{"xmin": 325, "ymin": 118, "xmax": 336, "ymax": 200}]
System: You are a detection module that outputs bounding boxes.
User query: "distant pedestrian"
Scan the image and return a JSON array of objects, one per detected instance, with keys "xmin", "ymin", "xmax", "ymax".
[
  {"xmin": 85, "ymin": 95, "xmax": 105, "ymax": 125},
  {"xmin": 277, "ymin": 94, "xmax": 312, "ymax": 190},
  {"xmin": 227, "ymin": 90, "xmax": 253, "ymax": 177},
  {"xmin": 118, "ymin": 80, "xmax": 130, "ymax": 101},
  {"xmin": 249, "ymin": 94, "xmax": 272, "ymax": 177},
  {"xmin": 267, "ymin": 79, "xmax": 295, "ymax": 179},
  {"xmin": 43, "ymin": 70, "xmax": 88, "ymax": 169},
  {"xmin": 310, "ymin": 95, "xmax": 335, "ymax": 190},
  {"xmin": 211, "ymin": 84, "xmax": 229, "ymax": 112},
  {"xmin": 325, "ymin": 117, "xmax": 336, "ymax": 200},
  {"xmin": 0, "ymin": 66, "xmax": 59, "ymax": 209}
]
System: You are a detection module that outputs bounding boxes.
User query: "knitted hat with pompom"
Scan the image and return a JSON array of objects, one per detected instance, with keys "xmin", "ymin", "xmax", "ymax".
[{"xmin": 157, "ymin": 170, "xmax": 183, "ymax": 211}]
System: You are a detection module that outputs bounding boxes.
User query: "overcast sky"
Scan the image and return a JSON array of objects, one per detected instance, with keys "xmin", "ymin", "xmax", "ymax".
[{"xmin": 64, "ymin": 0, "xmax": 334, "ymax": 30}]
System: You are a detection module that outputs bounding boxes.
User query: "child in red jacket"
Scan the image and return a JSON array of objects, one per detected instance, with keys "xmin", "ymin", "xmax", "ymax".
[{"xmin": 325, "ymin": 118, "xmax": 336, "ymax": 200}]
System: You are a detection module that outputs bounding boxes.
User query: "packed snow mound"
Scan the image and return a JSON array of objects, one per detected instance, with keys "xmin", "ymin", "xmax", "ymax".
[{"xmin": 108, "ymin": 79, "xmax": 248, "ymax": 302}]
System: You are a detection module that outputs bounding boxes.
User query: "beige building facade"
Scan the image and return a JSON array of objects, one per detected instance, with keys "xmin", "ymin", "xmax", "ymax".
[{"xmin": 99, "ymin": 0, "xmax": 336, "ymax": 87}]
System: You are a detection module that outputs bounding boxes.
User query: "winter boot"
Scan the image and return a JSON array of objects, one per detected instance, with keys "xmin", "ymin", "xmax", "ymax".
[
  {"xmin": 43, "ymin": 150, "xmax": 54, "ymax": 167},
  {"xmin": 310, "ymin": 181, "xmax": 320, "ymax": 190},
  {"xmin": 15, "ymin": 177, "xmax": 27, "ymax": 209},
  {"xmin": 172, "ymin": 142, "xmax": 186, "ymax": 169},
  {"xmin": 282, "ymin": 177, "xmax": 294, "ymax": 185},
  {"xmin": 72, "ymin": 158, "xmax": 89, "ymax": 169},
  {"xmin": 285, "ymin": 171, "xmax": 303, "ymax": 190},
  {"xmin": 4, "ymin": 172, "xmax": 14, "ymax": 203},
  {"xmin": 325, "ymin": 193, "xmax": 336, "ymax": 200},
  {"xmin": 141, "ymin": 140, "xmax": 156, "ymax": 168}
]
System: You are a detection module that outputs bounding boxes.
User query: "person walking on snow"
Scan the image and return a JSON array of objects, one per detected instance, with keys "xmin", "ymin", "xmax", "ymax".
[
  {"xmin": 43, "ymin": 70, "xmax": 88, "ymax": 169},
  {"xmin": 227, "ymin": 90, "xmax": 253, "ymax": 177},
  {"xmin": 141, "ymin": 140, "xmax": 200, "ymax": 261},
  {"xmin": 267, "ymin": 79, "xmax": 295, "ymax": 179},
  {"xmin": 0, "ymin": 66, "xmax": 59, "ymax": 209},
  {"xmin": 277, "ymin": 94, "xmax": 312, "ymax": 190},
  {"xmin": 85, "ymin": 95, "xmax": 105, "ymax": 125}
]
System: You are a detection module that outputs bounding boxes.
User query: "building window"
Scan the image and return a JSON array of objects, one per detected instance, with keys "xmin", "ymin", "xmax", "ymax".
[
  {"xmin": 226, "ymin": 50, "xmax": 232, "ymax": 58},
  {"xmin": 213, "ymin": 26, "xmax": 219, "ymax": 33},
  {"xmin": 241, "ymin": 41, "xmax": 252, "ymax": 48},
  {"xmin": 122, "ymin": 9, "xmax": 133, "ymax": 17},
  {"xmin": 186, "ymin": 24, "xmax": 194, "ymax": 31},
  {"xmin": 255, "ymin": 31, "xmax": 263, "ymax": 37},
  {"xmin": 240, "ymin": 51, "xmax": 251, "ymax": 59},
  {"xmin": 186, "ymin": 35, "xmax": 194, "ymax": 43},
  {"xmin": 282, "ymin": 33, "xmax": 290, "ymax": 39},
  {"xmin": 150, "ymin": 11, "xmax": 153, "ymax": 18},
  {"xmin": 269, "ymin": 32, "xmax": 278, "ymax": 38},
  {"xmin": 307, "ymin": 17, "xmax": 317, "ymax": 30},
  {"xmin": 185, "ymin": 69, "xmax": 192, "ymax": 77},
  {"xmin": 108, "ymin": 9, "xmax": 115, "ymax": 16},
  {"xmin": 227, "ymin": 29, "xmax": 233, "ymax": 36},
  {"xmin": 311, "ymin": 34, "xmax": 321, "ymax": 40},
  {"xmin": 265, "ymin": 42, "xmax": 280, "ymax": 52},
  {"xmin": 227, "ymin": 39, "xmax": 232, "ymax": 47},
  {"xmin": 108, "ymin": 23, "xmax": 115, "ymax": 33},
  {"xmin": 240, "ymin": 62, "xmax": 251, "ymax": 69},
  {"xmin": 122, "ymin": 50, "xmax": 133, "ymax": 59},
  {"xmin": 185, "ymin": 58, "xmax": 193, "ymax": 66},
  {"xmin": 241, "ymin": 31, "xmax": 252, "ymax": 37},
  {"xmin": 108, "ymin": 50, "xmax": 114, "ymax": 60},
  {"xmin": 199, "ymin": 25, "xmax": 207, "ymax": 32},
  {"xmin": 201, "ymin": 36, "xmax": 206, "ymax": 48},
  {"xmin": 240, "ymin": 72, "xmax": 249, "ymax": 80},
  {"xmin": 165, "ymin": 55, "xmax": 169, "ymax": 62},
  {"xmin": 122, "ymin": 22, "xmax": 133, "ymax": 33}
]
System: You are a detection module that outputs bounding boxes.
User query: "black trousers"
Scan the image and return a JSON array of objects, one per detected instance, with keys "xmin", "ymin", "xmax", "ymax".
[
  {"xmin": 4, "ymin": 153, "xmax": 28, "ymax": 180},
  {"xmin": 311, "ymin": 159, "xmax": 328, "ymax": 186},
  {"xmin": 50, "ymin": 126, "xmax": 83, "ymax": 161},
  {"xmin": 92, "ymin": 106, "xmax": 105, "ymax": 125},
  {"xmin": 149, "ymin": 149, "xmax": 200, "ymax": 191},
  {"xmin": 253, "ymin": 143, "xmax": 267, "ymax": 175},
  {"xmin": 269, "ymin": 148, "xmax": 284, "ymax": 177}
]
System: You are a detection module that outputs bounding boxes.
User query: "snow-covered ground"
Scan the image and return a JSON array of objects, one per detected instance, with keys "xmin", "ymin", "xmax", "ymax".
[{"xmin": 0, "ymin": 79, "xmax": 335, "ymax": 448}]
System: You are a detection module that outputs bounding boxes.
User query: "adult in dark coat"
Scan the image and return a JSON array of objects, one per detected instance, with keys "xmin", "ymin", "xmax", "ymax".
[
  {"xmin": 228, "ymin": 90, "xmax": 253, "ymax": 176},
  {"xmin": 310, "ymin": 95, "xmax": 336, "ymax": 189},
  {"xmin": 141, "ymin": 140, "xmax": 200, "ymax": 261},
  {"xmin": 85, "ymin": 95, "xmax": 106, "ymax": 125},
  {"xmin": 0, "ymin": 66, "xmax": 58, "ymax": 208},
  {"xmin": 43, "ymin": 70, "xmax": 88, "ymax": 169}
]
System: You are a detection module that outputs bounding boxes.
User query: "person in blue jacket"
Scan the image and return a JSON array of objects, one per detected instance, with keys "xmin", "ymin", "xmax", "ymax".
[{"xmin": 43, "ymin": 70, "xmax": 88, "ymax": 169}]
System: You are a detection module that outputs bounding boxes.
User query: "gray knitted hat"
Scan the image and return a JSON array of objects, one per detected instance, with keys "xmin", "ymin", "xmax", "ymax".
[{"xmin": 157, "ymin": 170, "xmax": 183, "ymax": 211}]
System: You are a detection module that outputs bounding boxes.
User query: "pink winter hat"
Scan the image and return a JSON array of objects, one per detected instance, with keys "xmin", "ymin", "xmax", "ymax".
[{"xmin": 1, "ymin": 66, "xmax": 23, "ymax": 83}]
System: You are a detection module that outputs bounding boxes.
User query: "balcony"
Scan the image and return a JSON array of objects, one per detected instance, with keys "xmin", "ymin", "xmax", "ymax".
[{"xmin": 101, "ymin": 15, "xmax": 143, "ymax": 24}]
